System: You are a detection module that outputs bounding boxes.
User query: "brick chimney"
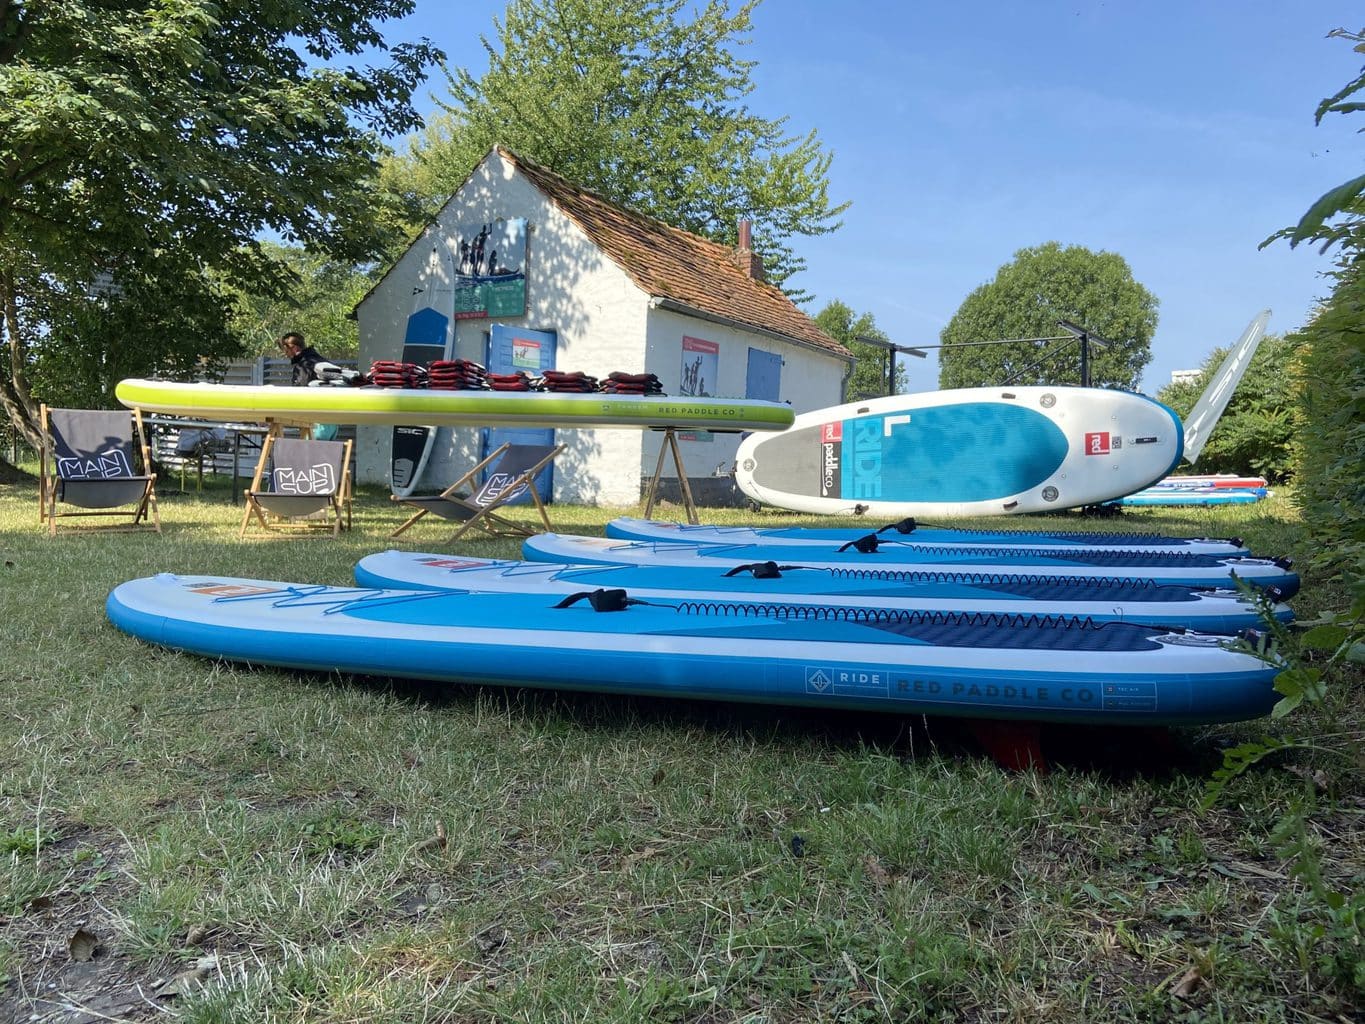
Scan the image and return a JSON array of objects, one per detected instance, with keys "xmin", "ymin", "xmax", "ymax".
[{"xmin": 733, "ymin": 218, "xmax": 766, "ymax": 282}]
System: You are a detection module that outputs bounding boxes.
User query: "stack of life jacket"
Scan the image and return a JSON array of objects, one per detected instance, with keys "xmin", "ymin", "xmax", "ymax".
[
  {"xmin": 427, "ymin": 359, "xmax": 489, "ymax": 390},
  {"xmin": 538, "ymin": 369, "xmax": 600, "ymax": 393},
  {"xmin": 600, "ymin": 371, "xmax": 664, "ymax": 395},
  {"xmin": 368, "ymin": 361, "xmax": 427, "ymax": 389},
  {"xmin": 487, "ymin": 371, "xmax": 535, "ymax": 392}
]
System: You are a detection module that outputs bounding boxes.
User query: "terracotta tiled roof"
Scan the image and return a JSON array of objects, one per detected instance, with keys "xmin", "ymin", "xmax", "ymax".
[{"xmin": 501, "ymin": 147, "xmax": 851, "ymax": 360}]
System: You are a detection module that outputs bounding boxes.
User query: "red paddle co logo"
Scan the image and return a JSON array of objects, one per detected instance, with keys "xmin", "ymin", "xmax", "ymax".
[
  {"xmin": 1084, "ymin": 431, "xmax": 1111, "ymax": 456},
  {"xmin": 820, "ymin": 422, "xmax": 842, "ymax": 497}
]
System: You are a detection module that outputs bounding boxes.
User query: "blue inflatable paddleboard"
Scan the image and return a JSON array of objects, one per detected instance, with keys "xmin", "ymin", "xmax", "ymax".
[
  {"xmin": 107, "ymin": 574, "xmax": 1280, "ymax": 727},
  {"xmin": 603, "ymin": 517, "xmax": 1252, "ymax": 557},
  {"xmin": 522, "ymin": 534, "xmax": 1300, "ymax": 597},
  {"xmin": 354, "ymin": 550, "xmax": 1291, "ymax": 635}
]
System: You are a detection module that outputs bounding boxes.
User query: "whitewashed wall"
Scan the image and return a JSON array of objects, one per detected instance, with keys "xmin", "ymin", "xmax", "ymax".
[
  {"xmin": 640, "ymin": 308, "xmax": 847, "ymax": 487},
  {"xmin": 354, "ymin": 149, "xmax": 849, "ymax": 505},
  {"xmin": 355, "ymin": 151, "xmax": 650, "ymax": 502}
]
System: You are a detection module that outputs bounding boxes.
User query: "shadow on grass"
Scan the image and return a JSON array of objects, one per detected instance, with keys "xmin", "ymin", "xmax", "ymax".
[{"xmin": 281, "ymin": 663, "xmax": 1230, "ymax": 779}]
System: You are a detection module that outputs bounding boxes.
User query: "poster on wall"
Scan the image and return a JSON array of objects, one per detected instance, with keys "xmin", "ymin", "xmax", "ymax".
[
  {"xmin": 680, "ymin": 336, "xmax": 719, "ymax": 397},
  {"xmin": 452, "ymin": 218, "xmax": 527, "ymax": 320},
  {"xmin": 512, "ymin": 336, "xmax": 541, "ymax": 369},
  {"xmin": 679, "ymin": 336, "xmax": 720, "ymax": 442}
]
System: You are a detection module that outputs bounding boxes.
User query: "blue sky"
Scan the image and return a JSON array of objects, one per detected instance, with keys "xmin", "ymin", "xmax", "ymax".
[{"xmin": 385, "ymin": 1, "xmax": 1361, "ymax": 394}]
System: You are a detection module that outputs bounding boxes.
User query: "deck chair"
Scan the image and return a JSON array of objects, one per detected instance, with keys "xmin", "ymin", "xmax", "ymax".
[
  {"xmin": 39, "ymin": 405, "xmax": 160, "ymax": 536},
  {"xmin": 390, "ymin": 441, "xmax": 563, "ymax": 542},
  {"xmin": 240, "ymin": 434, "xmax": 353, "ymax": 538}
]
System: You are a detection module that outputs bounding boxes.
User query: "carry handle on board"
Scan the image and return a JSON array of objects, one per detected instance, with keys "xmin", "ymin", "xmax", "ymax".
[
  {"xmin": 554, "ymin": 588, "xmax": 644, "ymax": 612},
  {"xmin": 875, "ymin": 518, "xmax": 918, "ymax": 535},
  {"xmin": 837, "ymin": 535, "xmax": 881, "ymax": 554},
  {"xmin": 722, "ymin": 561, "xmax": 804, "ymax": 579}
]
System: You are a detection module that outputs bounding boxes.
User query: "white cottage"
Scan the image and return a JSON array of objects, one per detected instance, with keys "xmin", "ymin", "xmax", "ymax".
[{"xmin": 353, "ymin": 146, "xmax": 852, "ymax": 505}]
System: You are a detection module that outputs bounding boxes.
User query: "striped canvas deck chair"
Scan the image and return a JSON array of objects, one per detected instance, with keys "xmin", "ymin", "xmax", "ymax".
[
  {"xmin": 241, "ymin": 435, "xmax": 353, "ymax": 538},
  {"xmin": 39, "ymin": 405, "xmax": 160, "ymax": 536},
  {"xmin": 390, "ymin": 441, "xmax": 563, "ymax": 542}
]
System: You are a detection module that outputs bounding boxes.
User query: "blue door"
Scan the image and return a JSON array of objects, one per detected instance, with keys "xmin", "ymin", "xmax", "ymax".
[
  {"xmin": 746, "ymin": 348, "xmax": 782, "ymax": 401},
  {"xmin": 485, "ymin": 325, "xmax": 557, "ymax": 503}
]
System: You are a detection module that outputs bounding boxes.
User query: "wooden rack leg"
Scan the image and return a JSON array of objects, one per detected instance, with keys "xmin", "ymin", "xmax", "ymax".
[
  {"xmin": 643, "ymin": 433, "xmax": 670, "ymax": 521},
  {"xmin": 642, "ymin": 428, "xmax": 699, "ymax": 525},
  {"xmin": 668, "ymin": 429, "xmax": 699, "ymax": 525}
]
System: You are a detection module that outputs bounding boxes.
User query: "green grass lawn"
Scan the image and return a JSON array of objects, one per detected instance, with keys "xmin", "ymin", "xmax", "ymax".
[{"xmin": 0, "ymin": 473, "xmax": 1360, "ymax": 1022}]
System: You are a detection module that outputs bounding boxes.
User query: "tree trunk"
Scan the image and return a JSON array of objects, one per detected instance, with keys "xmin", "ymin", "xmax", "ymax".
[{"xmin": 0, "ymin": 265, "xmax": 42, "ymax": 451}]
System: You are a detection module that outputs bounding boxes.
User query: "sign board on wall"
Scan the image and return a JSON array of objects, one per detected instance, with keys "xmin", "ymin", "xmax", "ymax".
[
  {"xmin": 452, "ymin": 218, "xmax": 527, "ymax": 320},
  {"xmin": 680, "ymin": 336, "xmax": 719, "ymax": 397},
  {"xmin": 679, "ymin": 336, "xmax": 720, "ymax": 442},
  {"xmin": 512, "ymin": 337, "xmax": 541, "ymax": 369}
]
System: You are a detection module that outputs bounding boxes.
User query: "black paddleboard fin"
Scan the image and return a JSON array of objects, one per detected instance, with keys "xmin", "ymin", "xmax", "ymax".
[
  {"xmin": 554, "ymin": 588, "xmax": 634, "ymax": 612},
  {"xmin": 837, "ymin": 534, "xmax": 880, "ymax": 554}
]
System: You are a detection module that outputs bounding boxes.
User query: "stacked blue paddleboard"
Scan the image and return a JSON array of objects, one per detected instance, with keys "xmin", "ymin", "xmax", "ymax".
[
  {"xmin": 354, "ymin": 550, "xmax": 1290, "ymax": 636},
  {"xmin": 107, "ymin": 573, "xmax": 1280, "ymax": 727},
  {"xmin": 602, "ymin": 516, "xmax": 1253, "ymax": 556},
  {"xmin": 105, "ymin": 514, "xmax": 1297, "ymax": 732},
  {"xmin": 522, "ymin": 533, "xmax": 1299, "ymax": 596}
]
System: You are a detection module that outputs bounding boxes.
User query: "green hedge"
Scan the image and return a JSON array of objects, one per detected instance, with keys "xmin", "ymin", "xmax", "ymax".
[{"xmin": 1293, "ymin": 263, "xmax": 1365, "ymax": 590}]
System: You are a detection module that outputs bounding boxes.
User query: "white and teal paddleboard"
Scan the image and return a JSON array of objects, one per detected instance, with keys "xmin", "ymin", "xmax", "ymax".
[
  {"xmin": 603, "ymin": 517, "xmax": 1252, "ymax": 557},
  {"xmin": 522, "ymin": 534, "xmax": 1300, "ymax": 597},
  {"xmin": 107, "ymin": 573, "xmax": 1280, "ymax": 727},
  {"xmin": 354, "ymin": 550, "xmax": 1290, "ymax": 635},
  {"xmin": 735, "ymin": 386, "xmax": 1183, "ymax": 518}
]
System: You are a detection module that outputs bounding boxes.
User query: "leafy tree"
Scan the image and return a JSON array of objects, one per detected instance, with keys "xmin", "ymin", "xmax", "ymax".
[
  {"xmin": 1220, "ymin": 35, "xmax": 1365, "ymax": 1000},
  {"xmin": 385, "ymin": 0, "xmax": 847, "ymax": 295},
  {"xmin": 1265, "ymin": 25, "xmax": 1365, "ymax": 577},
  {"xmin": 230, "ymin": 245, "xmax": 375, "ymax": 360},
  {"xmin": 938, "ymin": 242, "xmax": 1158, "ymax": 390},
  {"xmin": 1155, "ymin": 333, "xmax": 1300, "ymax": 482},
  {"xmin": 1265, "ymin": 28, "xmax": 1365, "ymax": 256},
  {"xmin": 813, "ymin": 301, "xmax": 908, "ymax": 400},
  {"xmin": 14, "ymin": 258, "xmax": 240, "ymax": 414},
  {"xmin": 0, "ymin": 0, "xmax": 440, "ymax": 452},
  {"xmin": 1215, "ymin": 35, "xmax": 1365, "ymax": 1004}
]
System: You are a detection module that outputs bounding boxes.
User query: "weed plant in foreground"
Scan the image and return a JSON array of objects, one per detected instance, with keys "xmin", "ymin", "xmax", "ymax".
[{"xmin": 0, "ymin": 479, "xmax": 1359, "ymax": 1022}]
